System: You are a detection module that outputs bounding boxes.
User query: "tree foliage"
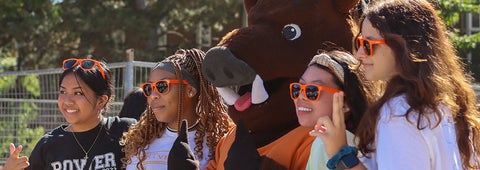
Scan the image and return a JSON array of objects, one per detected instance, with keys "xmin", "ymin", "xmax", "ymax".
[
  {"xmin": 0, "ymin": 56, "xmax": 44, "ymax": 160},
  {"xmin": 0, "ymin": 0, "xmax": 243, "ymax": 70},
  {"xmin": 436, "ymin": 0, "xmax": 480, "ymax": 80}
]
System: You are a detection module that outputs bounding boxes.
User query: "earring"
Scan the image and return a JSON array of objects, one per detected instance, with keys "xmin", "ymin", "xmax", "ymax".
[
  {"xmin": 342, "ymin": 107, "xmax": 350, "ymax": 113},
  {"xmin": 188, "ymin": 93, "xmax": 193, "ymax": 97}
]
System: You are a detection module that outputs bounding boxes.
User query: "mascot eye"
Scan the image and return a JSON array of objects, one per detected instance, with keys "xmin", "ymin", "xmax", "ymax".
[{"xmin": 282, "ymin": 24, "xmax": 302, "ymax": 41}]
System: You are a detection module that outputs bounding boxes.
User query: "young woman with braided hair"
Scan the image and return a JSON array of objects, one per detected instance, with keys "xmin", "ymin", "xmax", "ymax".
[{"xmin": 120, "ymin": 48, "xmax": 233, "ymax": 170}]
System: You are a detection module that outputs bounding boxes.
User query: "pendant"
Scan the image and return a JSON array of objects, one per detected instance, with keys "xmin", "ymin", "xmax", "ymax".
[{"xmin": 84, "ymin": 155, "xmax": 88, "ymax": 159}]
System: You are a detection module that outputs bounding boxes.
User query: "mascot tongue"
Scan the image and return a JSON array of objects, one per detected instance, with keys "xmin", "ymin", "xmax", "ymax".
[
  {"xmin": 234, "ymin": 92, "xmax": 252, "ymax": 112},
  {"xmin": 233, "ymin": 75, "xmax": 269, "ymax": 112}
]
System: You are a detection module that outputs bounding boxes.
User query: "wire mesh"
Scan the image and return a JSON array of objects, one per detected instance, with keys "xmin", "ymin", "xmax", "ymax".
[{"xmin": 0, "ymin": 60, "xmax": 155, "ymax": 165}]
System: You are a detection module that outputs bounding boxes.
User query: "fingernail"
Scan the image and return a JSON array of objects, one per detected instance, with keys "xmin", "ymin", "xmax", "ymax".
[{"xmin": 319, "ymin": 125, "xmax": 327, "ymax": 131}]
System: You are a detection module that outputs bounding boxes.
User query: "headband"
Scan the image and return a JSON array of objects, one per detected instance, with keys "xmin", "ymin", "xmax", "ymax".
[
  {"xmin": 309, "ymin": 53, "xmax": 345, "ymax": 84},
  {"xmin": 153, "ymin": 62, "xmax": 200, "ymax": 90}
]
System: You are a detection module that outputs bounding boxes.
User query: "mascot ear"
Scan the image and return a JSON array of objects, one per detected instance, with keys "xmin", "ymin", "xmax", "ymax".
[
  {"xmin": 244, "ymin": 0, "xmax": 257, "ymax": 15},
  {"xmin": 334, "ymin": 0, "xmax": 360, "ymax": 14}
]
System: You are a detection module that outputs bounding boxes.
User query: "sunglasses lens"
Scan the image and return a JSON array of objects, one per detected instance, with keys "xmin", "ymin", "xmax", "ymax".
[
  {"xmin": 305, "ymin": 85, "xmax": 319, "ymax": 100},
  {"xmin": 291, "ymin": 84, "xmax": 301, "ymax": 99},
  {"xmin": 81, "ymin": 60, "xmax": 95, "ymax": 69},
  {"xmin": 142, "ymin": 84, "xmax": 153, "ymax": 96},
  {"xmin": 363, "ymin": 40, "xmax": 372, "ymax": 55},
  {"xmin": 155, "ymin": 81, "xmax": 169, "ymax": 93},
  {"xmin": 64, "ymin": 60, "xmax": 77, "ymax": 69}
]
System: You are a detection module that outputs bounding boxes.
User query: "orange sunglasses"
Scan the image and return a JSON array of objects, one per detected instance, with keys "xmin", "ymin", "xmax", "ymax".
[
  {"xmin": 141, "ymin": 79, "xmax": 189, "ymax": 97},
  {"xmin": 63, "ymin": 58, "xmax": 106, "ymax": 79},
  {"xmin": 289, "ymin": 83, "xmax": 342, "ymax": 102},
  {"xmin": 355, "ymin": 37, "xmax": 386, "ymax": 57}
]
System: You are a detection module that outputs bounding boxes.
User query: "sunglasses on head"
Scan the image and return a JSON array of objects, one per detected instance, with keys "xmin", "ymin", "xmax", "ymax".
[
  {"xmin": 141, "ymin": 79, "xmax": 189, "ymax": 97},
  {"xmin": 289, "ymin": 83, "xmax": 342, "ymax": 102},
  {"xmin": 63, "ymin": 58, "xmax": 106, "ymax": 79},
  {"xmin": 355, "ymin": 37, "xmax": 386, "ymax": 57}
]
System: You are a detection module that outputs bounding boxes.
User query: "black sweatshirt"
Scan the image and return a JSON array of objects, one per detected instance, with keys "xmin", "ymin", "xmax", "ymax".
[{"xmin": 27, "ymin": 116, "xmax": 136, "ymax": 170}]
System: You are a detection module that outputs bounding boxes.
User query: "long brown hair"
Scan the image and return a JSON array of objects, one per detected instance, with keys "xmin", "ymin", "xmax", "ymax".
[
  {"xmin": 120, "ymin": 49, "xmax": 233, "ymax": 169},
  {"xmin": 355, "ymin": 0, "xmax": 480, "ymax": 168}
]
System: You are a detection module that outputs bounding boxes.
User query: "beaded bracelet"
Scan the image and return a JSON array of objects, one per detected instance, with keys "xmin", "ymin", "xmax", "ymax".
[{"xmin": 326, "ymin": 146, "xmax": 359, "ymax": 170}]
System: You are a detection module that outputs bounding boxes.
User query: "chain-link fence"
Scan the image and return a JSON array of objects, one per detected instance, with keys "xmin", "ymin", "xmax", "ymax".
[{"xmin": 0, "ymin": 55, "xmax": 156, "ymax": 165}]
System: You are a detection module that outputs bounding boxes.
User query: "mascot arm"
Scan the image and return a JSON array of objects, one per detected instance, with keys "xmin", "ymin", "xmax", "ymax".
[{"xmin": 224, "ymin": 120, "xmax": 261, "ymax": 170}]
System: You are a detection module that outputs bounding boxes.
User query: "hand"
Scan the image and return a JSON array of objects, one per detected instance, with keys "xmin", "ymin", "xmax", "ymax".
[
  {"xmin": 3, "ymin": 143, "xmax": 30, "ymax": 170},
  {"xmin": 224, "ymin": 119, "xmax": 261, "ymax": 170},
  {"xmin": 309, "ymin": 92, "xmax": 348, "ymax": 157},
  {"xmin": 168, "ymin": 120, "xmax": 199, "ymax": 170}
]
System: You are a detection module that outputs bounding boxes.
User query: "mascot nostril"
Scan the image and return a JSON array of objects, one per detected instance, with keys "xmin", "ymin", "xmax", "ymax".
[
  {"xmin": 223, "ymin": 67, "xmax": 234, "ymax": 80},
  {"xmin": 202, "ymin": 46, "xmax": 256, "ymax": 87},
  {"xmin": 282, "ymin": 24, "xmax": 302, "ymax": 41},
  {"xmin": 204, "ymin": 69, "xmax": 216, "ymax": 82}
]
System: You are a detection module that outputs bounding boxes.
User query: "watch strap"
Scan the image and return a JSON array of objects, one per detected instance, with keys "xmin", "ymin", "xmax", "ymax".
[{"xmin": 326, "ymin": 146, "xmax": 359, "ymax": 170}]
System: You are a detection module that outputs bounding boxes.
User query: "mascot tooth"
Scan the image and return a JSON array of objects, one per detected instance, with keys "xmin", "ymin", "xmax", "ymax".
[{"xmin": 251, "ymin": 75, "xmax": 269, "ymax": 104}]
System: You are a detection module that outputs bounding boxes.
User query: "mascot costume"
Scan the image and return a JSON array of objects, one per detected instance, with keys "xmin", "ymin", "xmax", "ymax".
[{"xmin": 169, "ymin": 0, "xmax": 360, "ymax": 169}]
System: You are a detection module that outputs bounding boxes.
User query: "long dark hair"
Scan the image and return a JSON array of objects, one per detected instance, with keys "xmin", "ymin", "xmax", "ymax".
[
  {"xmin": 312, "ymin": 50, "xmax": 375, "ymax": 133},
  {"xmin": 355, "ymin": 0, "xmax": 480, "ymax": 168}
]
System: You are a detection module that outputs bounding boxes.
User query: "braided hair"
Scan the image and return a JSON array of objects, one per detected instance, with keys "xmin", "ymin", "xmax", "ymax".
[{"xmin": 120, "ymin": 49, "xmax": 233, "ymax": 169}]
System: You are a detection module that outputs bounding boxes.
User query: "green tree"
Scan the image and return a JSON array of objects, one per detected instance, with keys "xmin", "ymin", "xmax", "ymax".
[
  {"xmin": 0, "ymin": 0, "xmax": 243, "ymax": 71},
  {"xmin": 437, "ymin": 0, "xmax": 480, "ymax": 80},
  {"xmin": 0, "ymin": 53, "xmax": 44, "ymax": 160},
  {"xmin": 0, "ymin": 0, "xmax": 63, "ymax": 71}
]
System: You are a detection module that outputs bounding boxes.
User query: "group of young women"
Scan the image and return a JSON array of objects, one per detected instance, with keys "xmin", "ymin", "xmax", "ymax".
[{"xmin": 4, "ymin": 0, "xmax": 480, "ymax": 169}]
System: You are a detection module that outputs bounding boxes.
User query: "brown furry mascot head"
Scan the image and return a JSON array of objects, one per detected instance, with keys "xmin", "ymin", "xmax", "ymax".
[{"xmin": 202, "ymin": 0, "xmax": 359, "ymax": 148}]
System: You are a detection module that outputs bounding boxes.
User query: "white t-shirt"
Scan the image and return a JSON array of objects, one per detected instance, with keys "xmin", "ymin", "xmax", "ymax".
[
  {"xmin": 306, "ymin": 130, "xmax": 356, "ymax": 170},
  {"xmin": 361, "ymin": 94, "xmax": 462, "ymax": 170},
  {"xmin": 126, "ymin": 129, "xmax": 210, "ymax": 170}
]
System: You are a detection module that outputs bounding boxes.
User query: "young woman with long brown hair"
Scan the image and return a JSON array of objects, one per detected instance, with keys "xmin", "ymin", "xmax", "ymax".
[{"xmin": 311, "ymin": 0, "xmax": 480, "ymax": 169}]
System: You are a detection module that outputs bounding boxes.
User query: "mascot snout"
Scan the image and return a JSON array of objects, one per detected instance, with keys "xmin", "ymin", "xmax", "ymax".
[
  {"xmin": 202, "ymin": 46, "xmax": 269, "ymax": 111},
  {"xmin": 202, "ymin": 46, "xmax": 256, "ymax": 87}
]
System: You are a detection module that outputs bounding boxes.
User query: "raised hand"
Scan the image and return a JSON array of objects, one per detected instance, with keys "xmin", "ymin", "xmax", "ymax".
[
  {"xmin": 3, "ymin": 143, "xmax": 30, "ymax": 170},
  {"xmin": 168, "ymin": 119, "xmax": 199, "ymax": 170},
  {"xmin": 224, "ymin": 119, "xmax": 261, "ymax": 170},
  {"xmin": 309, "ymin": 92, "xmax": 348, "ymax": 157}
]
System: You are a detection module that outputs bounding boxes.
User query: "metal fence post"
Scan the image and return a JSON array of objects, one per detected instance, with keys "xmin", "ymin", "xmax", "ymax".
[{"xmin": 124, "ymin": 49, "xmax": 135, "ymax": 97}]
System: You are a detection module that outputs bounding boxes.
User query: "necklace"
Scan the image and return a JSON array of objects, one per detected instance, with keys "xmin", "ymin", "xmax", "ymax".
[
  {"xmin": 69, "ymin": 123, "xmax": 103, "ymax": 160},
  {"xmin": 166, "ymin": 119, "xmax": 200, "ymax": 133}
]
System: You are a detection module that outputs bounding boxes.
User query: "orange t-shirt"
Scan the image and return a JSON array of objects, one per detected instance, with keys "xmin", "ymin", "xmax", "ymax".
[{"xmin": 206, "ymin": 126, "xmax": 315, "ymax": 170}]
